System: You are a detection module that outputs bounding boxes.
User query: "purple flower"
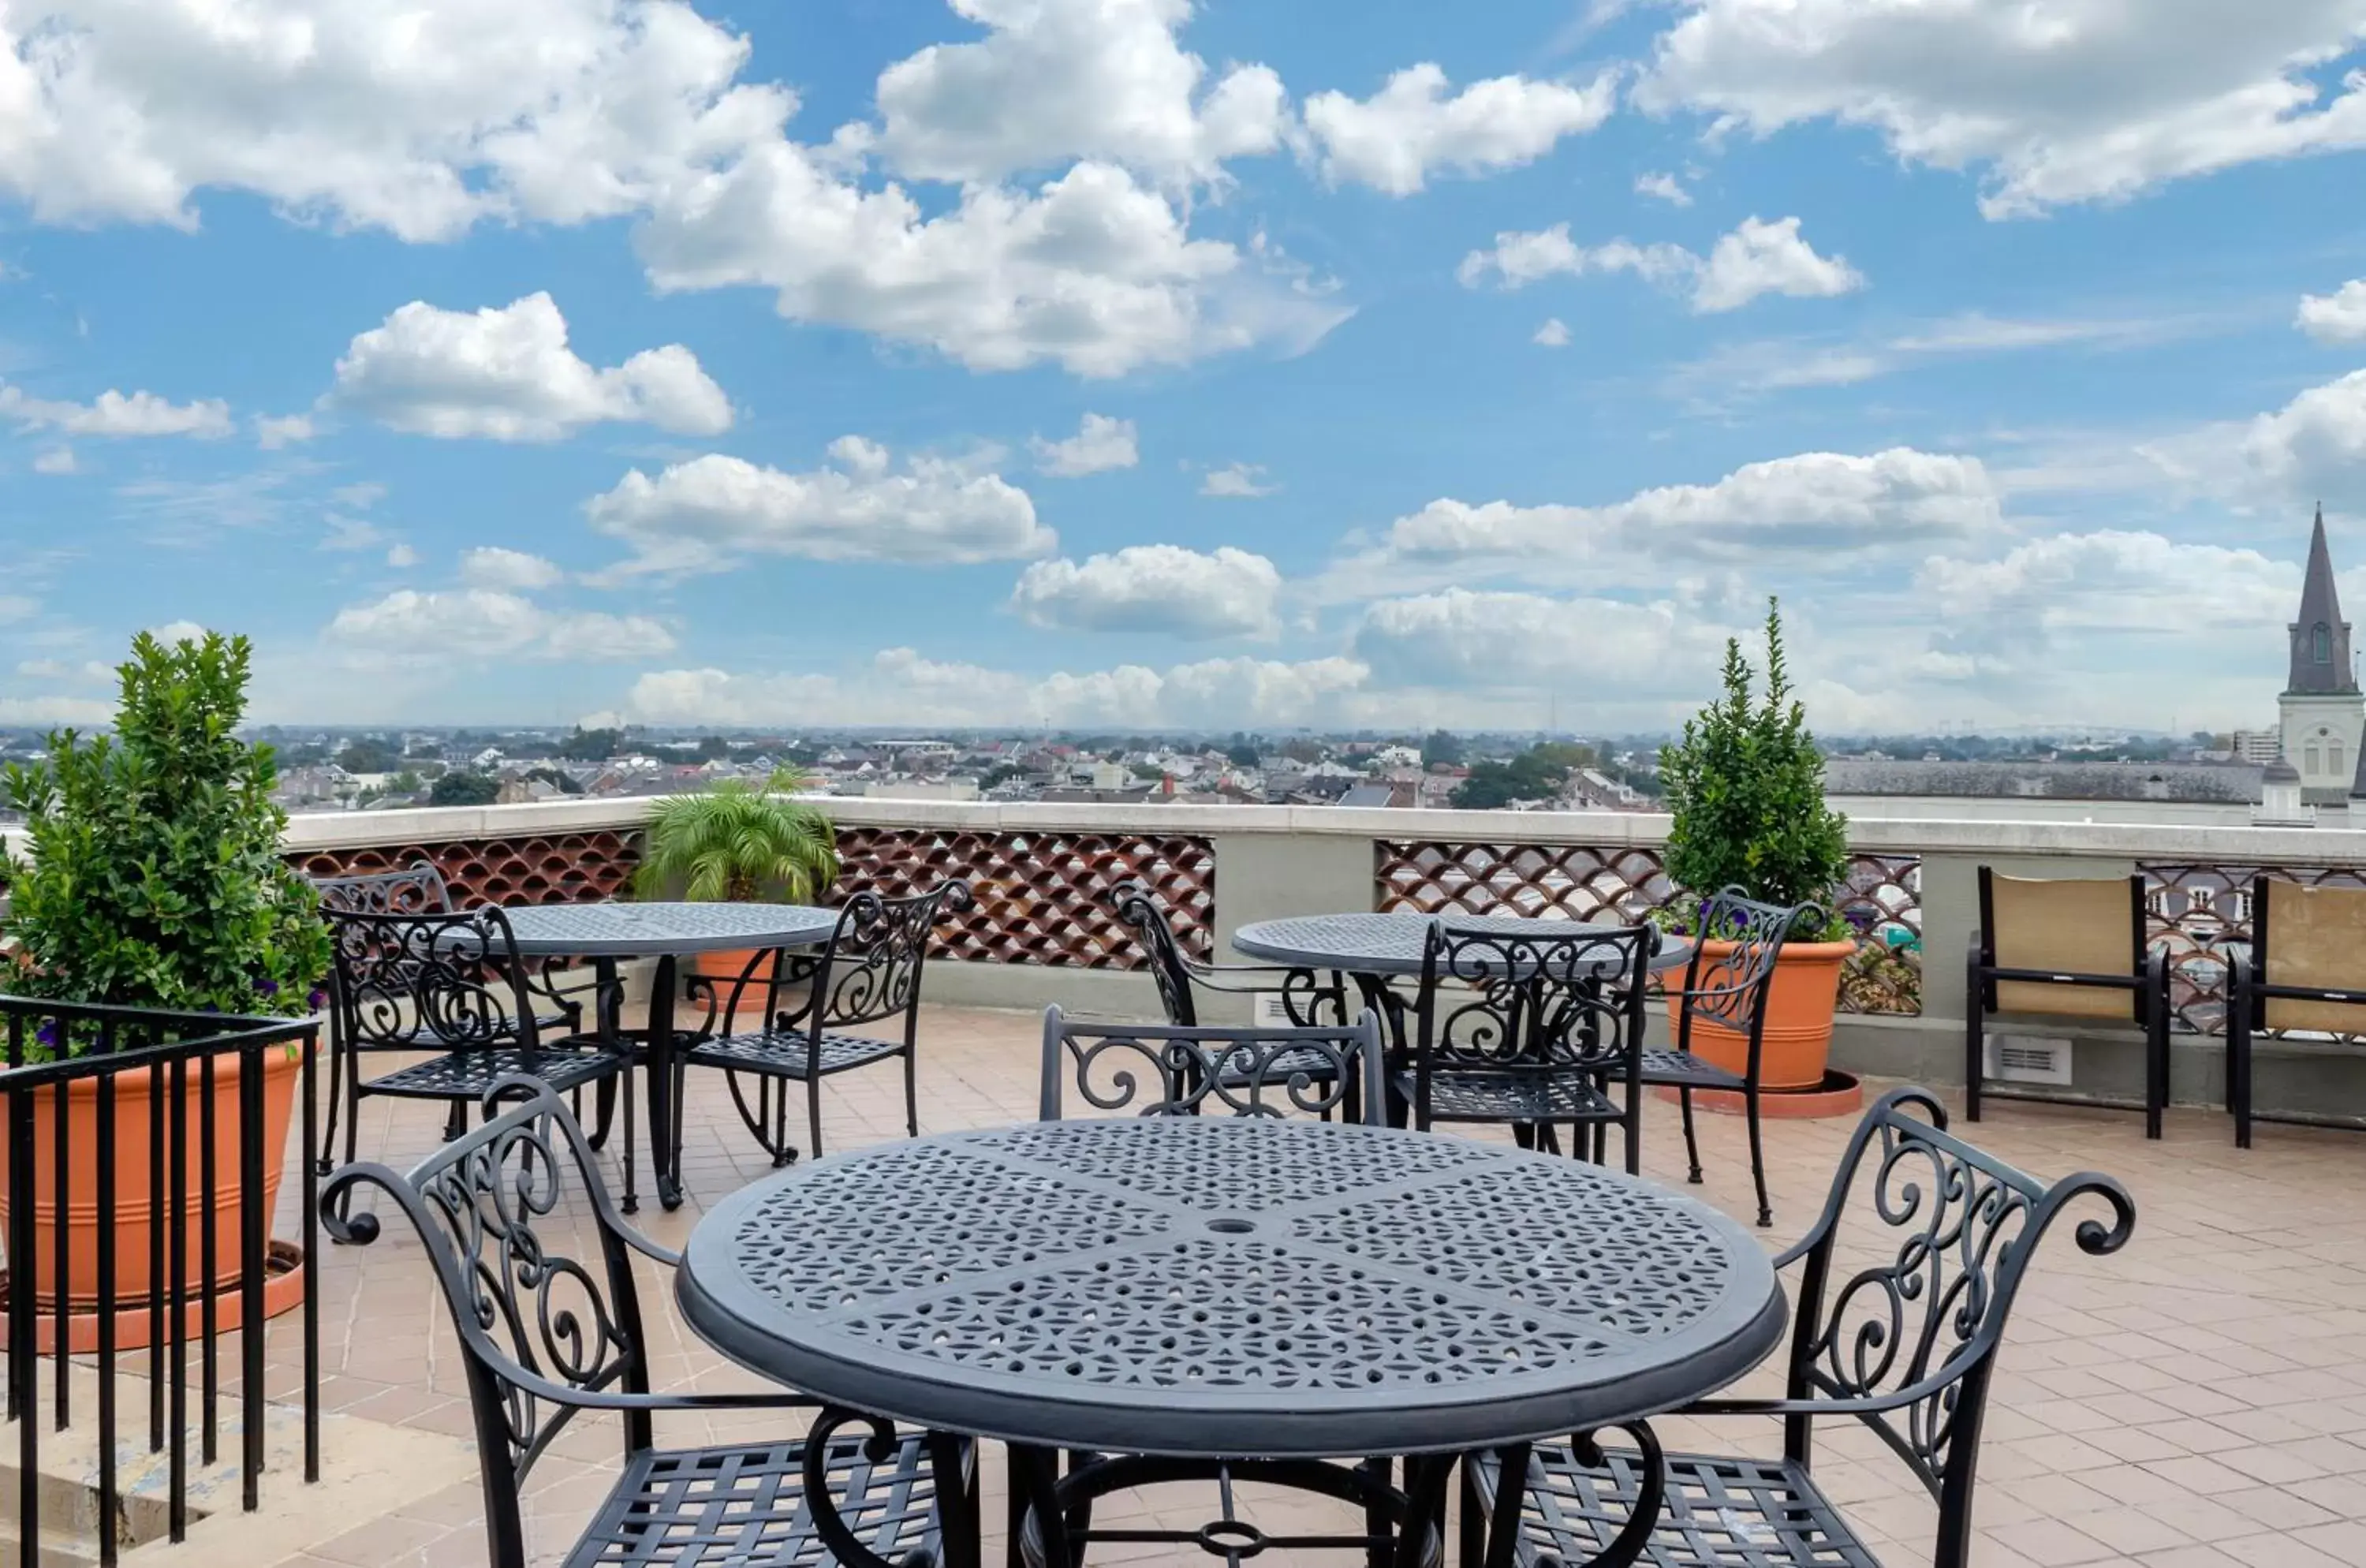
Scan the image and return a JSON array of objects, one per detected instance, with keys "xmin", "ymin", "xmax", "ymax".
[
  {"xmin": 1842, "ymin": 907, "xmax": 1875, "ymax": 933},
  {"xmin": 307, "ymin": 987, "xmax": 328, "ymax": 1010},
  {"xmin": 35, "ymin": 1021, "xmax": 58, "ymax": 1050},
  {"xmin": 254, "ymin": 978, "xmax": 281, "ymax": 996}
]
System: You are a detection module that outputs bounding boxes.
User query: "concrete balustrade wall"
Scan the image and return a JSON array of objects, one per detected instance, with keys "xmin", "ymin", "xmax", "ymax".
[{"xmin": 12, "ymin": 794, "xmax": 2366, "ymax": 1120}]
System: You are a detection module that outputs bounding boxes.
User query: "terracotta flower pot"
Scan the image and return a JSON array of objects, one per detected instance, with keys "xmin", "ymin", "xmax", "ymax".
[
  {"xmin": 1666, "ymin": 939, "xmax": 1852, "ymax": 1092},
  {"xmin": 692, "ymin": 947, "xmax": 767, "ymax": 985},
  {"xmin": 0, "ymin": 1039, "xmax": 305, "ymax": 1309}
]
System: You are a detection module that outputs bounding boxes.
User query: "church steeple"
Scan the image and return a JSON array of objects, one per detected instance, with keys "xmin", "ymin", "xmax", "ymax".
[{"xmin": 2288, "ymin": 503, "xmax": 2357, "ymax": 696}]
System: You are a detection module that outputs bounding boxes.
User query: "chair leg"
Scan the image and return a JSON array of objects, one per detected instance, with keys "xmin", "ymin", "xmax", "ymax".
[
  {"xmin": 1965, "ymin": 982, "xmax": 1986, "ymax": 1123},
  {"xmin": 1457, "ymin": 1461, "xmax": 1484, "ymax": 1568},
  {"xmin": 808, "ymin": 1077, "xmax": 827, "ymax": 1163},
  {"xmin": 619, "ymin": 1065, "xmax": 638, "ymax": 1215},
  {"xmin": 586, "ymin": 1075, "xmax": 617, "ymax": 1151},
  {"xmin": 2231, "ymin": 1007, "xmax": 2252, "ymax": 1151},
  {"xmin": 315, "ymin": 1043, "xmax": 343, "ymax": 1178},
  {"xmin": 442, "ymin": 1099, "xmax": 467, "ymax": 1141},
  {"xmin": 1678, "ymin": 1087, "xmax": 1703, "ymax": 1184},
  {"xmin": 1744, "ymin": 1083, "xmax": 1771, "ymax": 1229},
  {"xmin": 903, "ymin": 1049, "xmax": 920, "ymax": 1141}
]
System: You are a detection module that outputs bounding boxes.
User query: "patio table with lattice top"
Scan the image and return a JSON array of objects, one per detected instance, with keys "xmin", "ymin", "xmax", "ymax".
[{"xmin": 677, "ymin": 1115, "xmax": 1783, "ymax": 1568}]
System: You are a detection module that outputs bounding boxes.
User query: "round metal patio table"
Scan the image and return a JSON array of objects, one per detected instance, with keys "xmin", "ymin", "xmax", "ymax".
[
  {"xmin": 1233, "ymin": 912, "xmax": 1694, "ymax": 979},
  {"xmin": 502, "ymin": 902, "xmax": 838, "ymax": 1212},
  {"xmin": 676, "ymin": 1116, "xmax": 1785, "ymax": 1568}
]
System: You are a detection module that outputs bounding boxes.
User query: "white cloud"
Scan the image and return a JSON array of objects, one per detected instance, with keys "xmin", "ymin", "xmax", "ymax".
[
  {"xmin": 1353, "ymin": 589, "xmax": 1726, "ymax": 693},
  {"xmin": 2245, "ymin": 368, "xmax": 2366, "ymax": 505},
  {"xmin": 147, "ymin": 621, "xmax": 210, "ymax": 646},
  {"xmin": 585, "ymin": 441, "xmax": 1054, "ymax": 578},
  {"xmin": 1200, "ymin": 462, "xmax": 1277, "ymax": 498},
  {"xmin": 331, "ymin": 293, "xmax": 732, "ymax": 441},
  {"xmin": 31, "ymin": 446, "xmax": 77, "ymax": 475},
  {"xmin": 321, "ymin": 517, "xmax": 387, "ymax": 552},
  {"xmin": 1918, "ymin": 531, "xmax": 2301, "ymax": 636},
  {"xmin": 1635, "ymin": 0, "xmax": 2366, "ymax": 218},
  {"xmin": 1303, "ymin": 64, "xmax": 1618, "ymax": 195},
  {"xmin": 461, "ymin": 547, "xmax": 568, "ymax": 591},
  {"xmin": 1009, "ymin": 544, "xmax": 1281, "ymax": 639},
  {"xmin": 856, "ymin": 0, "xmax": 1289, "ymax": 185},
  {"xmin": 1533, "ymin": 317, "xmax": 1571, "ymax": 348},
  {"xmin": 324, "ymin": 588, "xmax": 674, "ymax": 663},
  {"xmin": 2299, "ymin": 279, "xmax": 2366, "ymax": 344},
  {"xmin": 0, "ymin": 383, "xmax": 231, "ymax": 438},
  {"xmin": 1458, "ymin": 215, "xmax": 1862, "ymax": 312},
  {"xmin": 1323, "ymin": 446, "xmax": 1998, "ymax": 599},
  {"xmin": 1031, "ymin": 413, "xmax": 1140, "ymax": 478},
  {"xmin": 1635, "ymin": 170, "xmax": 1693, "ymax": 206},
  {"xmin": 0, "ymin": 0, "xmax": 782, "ymax": 241},
  {"xmin": 637, "ymin": 154, "xmax": 1349, "ymax": 378},
  {"xmin": 255, "ymin": 414, "xmax": 315, "ymax": 449},
  {"xmin": 0, "ymin": 1, "xmax": 1349, "ymax": 382},
  {"xmin": 334, "ymin": 482, "xmax": 390, "ymax": 509},
  {"xmin": 618, "ymin": 646, "xmax": 1368, "ymax": 727},
  {"xmin": 0, "ymin": 696, "xmax": 113, "ymax": 726},
  {"xmin": 0, "ymin": 595, "xmax": 37, "ymax": 625},
  {"xmin": 386, "ymin": 543, "xmax": 421, "ymax": 569},
  {"xmin": 1692, "ymin": 215, "xmax": 1865, "ymax": 312},
  {"xmin": 13, "ymin": 659, "xmax": 112, "ymax": 683}
]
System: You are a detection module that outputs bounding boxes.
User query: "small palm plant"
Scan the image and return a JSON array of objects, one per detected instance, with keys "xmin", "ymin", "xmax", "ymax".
[{"xmin": 635, "ymin": 768, "xmax": 839, "ymax": 903}]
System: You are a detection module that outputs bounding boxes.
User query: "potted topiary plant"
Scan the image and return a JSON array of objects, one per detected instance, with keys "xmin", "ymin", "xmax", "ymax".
[
  {"xmin": 1656, "ymin": 599, "xmax": 1856, "ymax": 1090},
  {"xmin": 0, "ymin": 630, "xmax": 330, "ymax": 1313},
  {"xmin": 635, "ymin": 767, "xmax": 839, "ymax": 984}
]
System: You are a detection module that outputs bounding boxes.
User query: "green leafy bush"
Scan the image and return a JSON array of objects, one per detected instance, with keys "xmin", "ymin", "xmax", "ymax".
[
  {"xmin": 1656, "ymin": 600, "xmax": 1851, "ymax": 940},
  {"xmin": 636, "ymin": 768, "xmax": 838, "ymax": 903},
  {"xmin": 2, "ymin": 632, "xmax": 330, "ymax": 1043}
]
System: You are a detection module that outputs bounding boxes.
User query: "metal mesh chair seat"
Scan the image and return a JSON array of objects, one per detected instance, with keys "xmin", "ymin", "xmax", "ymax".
[
  {"xmin": 1476, "ymin": 1445, "xmax": 1878, "ymax": 1568},
  {"xmin": 1388, "ymin": 1066, "xmax": 1616, "ymax": 1123},
  {"xmin": 564, "ymin": 1433, "xmax": 944, "ymax": 1568},
  {"xmin": 1637, "ymin": 1048, "xmax": 1746, "ymax": 1090},
  {"xmin": 365, "ymin": 1045, "xmax": 624, "ymax": 1101},
  {"xmin": 686, "ymin": 1030, "xmax": 904, "ymax": 1081}
]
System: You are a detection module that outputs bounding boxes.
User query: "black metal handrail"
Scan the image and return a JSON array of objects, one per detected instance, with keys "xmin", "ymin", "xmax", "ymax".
[{"xmin": 1, "ymin": 995, "xmax": 323, "ymax": 1567}]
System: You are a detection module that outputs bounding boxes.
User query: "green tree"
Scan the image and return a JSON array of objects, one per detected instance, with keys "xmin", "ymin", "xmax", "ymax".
[
  {"xmin": 335, "ymin": 737, "xmax": 401, "ymax": 773},
  {"xmin": 1420, "ymin": 729, "xmax": 1465, "ymax": 767},
  {"xmin": 429, "ymin": 770, "xmax": 501, "ymax": 806},
  {"xmin": 1657, "ymin": 599, "xmax": 1849, "ymax": 931},
  {"xmin": 559, "ymin": 726, "xmax": 623, "ymax": 762},
  {"xmin": 0, "ymin": 632, "xmax": 330, "ymax": 1035},
  {"xmin": 1225, "ymin": 743, "xmax": 1262, "ymax": 768}
]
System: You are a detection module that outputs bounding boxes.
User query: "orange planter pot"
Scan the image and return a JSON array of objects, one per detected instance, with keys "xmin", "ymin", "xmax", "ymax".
[
  {"xmin": 1666, "ymin": 939, "xmax": 1852, "ymax": 1092},
  {"xmin": 692, "ymin": 948, "xmax": 768, "ymax": 984},
  {"xmin": 0, "ymin": 1040, "xmax": 305, "ymax": 1310}
]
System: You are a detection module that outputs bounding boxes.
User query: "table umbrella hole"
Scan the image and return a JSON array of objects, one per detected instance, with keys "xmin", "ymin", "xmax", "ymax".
[{"xmin": 1206, "ymin": 1215, "xmax": 1256, "ymax": 1235}]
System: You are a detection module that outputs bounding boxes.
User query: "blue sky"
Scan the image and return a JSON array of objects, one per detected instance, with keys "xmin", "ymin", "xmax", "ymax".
[{"xmin": 3, "ymin": 0, "xmax": 2366, "ymax": 734}]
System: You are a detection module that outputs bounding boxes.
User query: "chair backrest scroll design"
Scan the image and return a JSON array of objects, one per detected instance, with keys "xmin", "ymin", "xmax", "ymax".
[
  {"xmin": 1780, "ymin": 1086, "xmax": 2136, "ymax": 1567},
  {"xmin": 322, "ymin": 1084, "xmax": 656, "ymax": 1568},
  {"xmin": 1039, "ymin": 1005, "xmax": 1387, "ymax": 1122}
]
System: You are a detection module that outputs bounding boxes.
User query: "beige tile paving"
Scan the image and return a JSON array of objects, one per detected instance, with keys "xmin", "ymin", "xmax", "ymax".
[{"xmin": 138, "ymin": 1003, "xmax": 2366, "ymax": 1566}]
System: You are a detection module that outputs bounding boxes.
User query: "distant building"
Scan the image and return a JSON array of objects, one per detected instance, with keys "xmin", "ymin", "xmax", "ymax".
[{"xmin": 2230, "ymin": 730, "xmax": 2282, "ymax": 764}]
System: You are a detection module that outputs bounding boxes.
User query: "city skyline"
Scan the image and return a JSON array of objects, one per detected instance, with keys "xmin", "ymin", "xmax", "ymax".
[{"xmin": 1, "ymin": 1, "xmax": 2364, "ymax": 734}]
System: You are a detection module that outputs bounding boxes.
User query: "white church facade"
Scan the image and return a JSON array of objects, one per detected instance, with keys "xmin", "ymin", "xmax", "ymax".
[{"xmin": 2277, "ymin": 506, "xmax": 2366, "ymax": 806}]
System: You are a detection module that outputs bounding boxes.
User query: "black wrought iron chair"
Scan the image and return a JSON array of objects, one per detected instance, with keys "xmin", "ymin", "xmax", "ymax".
[
  {"xmin": 323, "ymin": 1080, "xmax": 968, "ymax": 1568},
  {"xmin": 312, "ymin": 861, "xmax": 605, "ymax": 1160},
  {"xmin": 680, "ymin": 881, "xmax": 970, "ymax": 1166},
  {"xmin": 2226, "ymin": 874, "xmax": 2366, "ymax": 1146},
  {"xmin": 1400, "ymin": 920, "xmax": 1655, "ymax": 1173},
  {"xmin": 1641, "ymin": 889, "xmax": 1819, "ymax": 1228},
  {"xmin": 1467, "ymin": 1085, "xmax": 2136, "ymax": 1568},
  {"xmin": 1965, "ymin": 868, "xmax": 2170, "ymax": 1137},
  {"xmin": 1023, "ymin": 1004, "xmax": 1432, "ymax": 1568},
  {"xmin": 1039, "ymin": 1004, "xmax": 1386, "ymax": 1122},
  {"xmin": 320, "ymin": 905, "xmax": 634, "ymax": 1207},
  {"xmin": 1111, "ymin": 881, "xmax": 1360, "ymax": 1118},
  {"xmin": 1111, "ymin": 879, "xmax": 1349, "ymax": 1029}
]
